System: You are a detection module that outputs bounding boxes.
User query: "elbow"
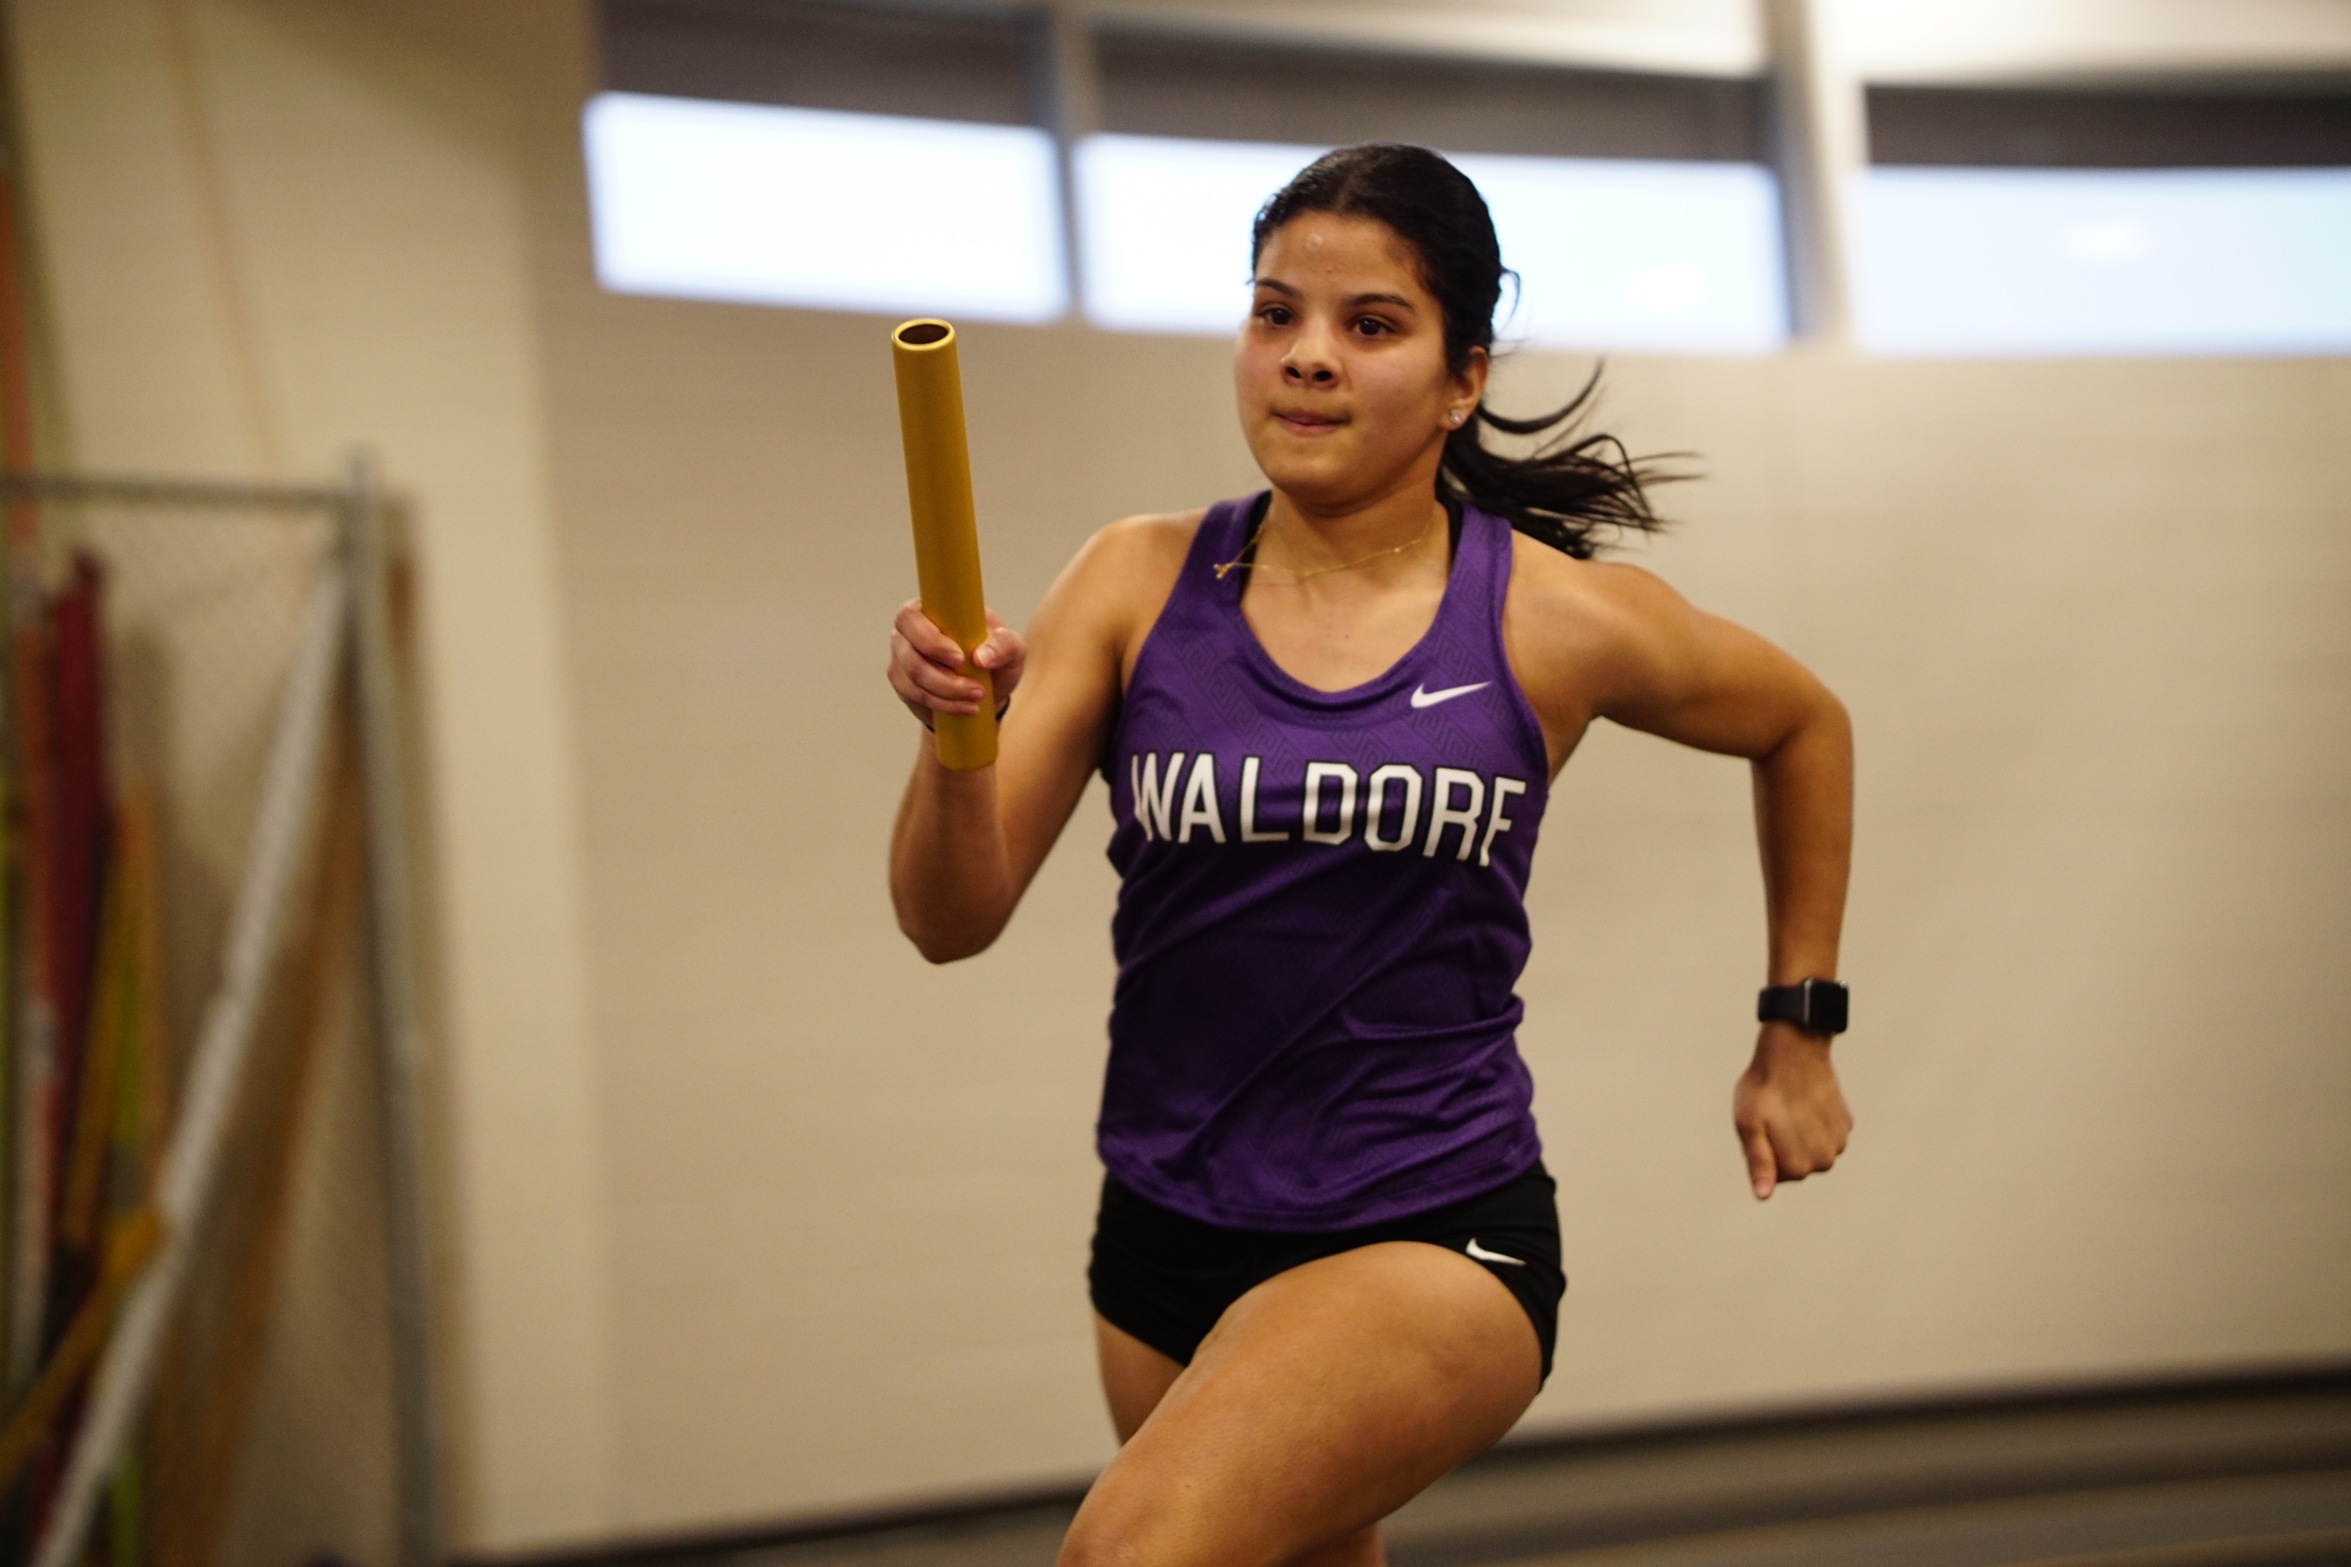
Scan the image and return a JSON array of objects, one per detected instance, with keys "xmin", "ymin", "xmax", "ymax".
[
  {"xmin": 1817, "ymin": 687, "xmax": 1852, "ymax": 743},
  {"xmin": 1756, "ymin": 684, "xmax": 1850, "ymax": 769},
  {"xmin": 1796, "ymin": 688, "xmax": 1854, "ymax": 787},
  {"xmin": 1792, "ymin": 680, "xmax": 1851, "ymax": 752},
  {"xmin": 894, "ymin": 903, "xmax": 1003, "ymax": 965},
  {"xmin": 886, "ymin": 836, "xmax": 1016, "ymax": 962},
  {"xmin": 908, "ymin": 929, "xmax": 991, "ymax": 965}
]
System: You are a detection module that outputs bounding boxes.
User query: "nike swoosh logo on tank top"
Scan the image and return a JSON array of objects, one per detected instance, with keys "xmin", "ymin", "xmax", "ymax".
[{"xmin": 1410, "ymin": 681, "xmax": 1490, "ymax": 709}]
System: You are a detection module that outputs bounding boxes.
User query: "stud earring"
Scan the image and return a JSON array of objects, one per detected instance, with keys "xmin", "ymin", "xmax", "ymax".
[{"xmin": 1447, "ymin": 409, "xmax": 1466, "ymax": 427}]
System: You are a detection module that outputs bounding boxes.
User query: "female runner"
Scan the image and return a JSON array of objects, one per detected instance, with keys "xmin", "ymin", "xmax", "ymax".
[{"xmin": 886, "ymin": 144, "xmax": 1855, "ymax": 1567}]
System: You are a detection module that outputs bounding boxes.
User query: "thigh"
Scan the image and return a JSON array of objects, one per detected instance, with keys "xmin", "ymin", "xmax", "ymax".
[
  {"xmin": 1095, "ymin": 1313, "xmax": 1183, "ymax": 1444},
  {"xmin": 1061, "ymin": 1240, "xmax": 1540, "ymax": 1567},
  {"xmin": 1094, "ymin": 1315, "xmax": 1385, "ymax": 1565}
]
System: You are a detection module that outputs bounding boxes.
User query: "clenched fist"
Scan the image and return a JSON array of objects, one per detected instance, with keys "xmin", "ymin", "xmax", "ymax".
[{"xmin": 1733, "ymin": 1024, "xmax": 1852, "ymax": 1200}]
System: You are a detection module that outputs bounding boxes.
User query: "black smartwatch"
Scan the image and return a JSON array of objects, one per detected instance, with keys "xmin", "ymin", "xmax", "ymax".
[{"xmin": 1757, "ymin": 978, "xmax": 1848, "ymax": 1037}]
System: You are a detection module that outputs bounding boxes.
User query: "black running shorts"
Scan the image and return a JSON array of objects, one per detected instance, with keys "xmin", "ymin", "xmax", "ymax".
[{"xmin": 1088, "ymin": 1164, "xmax": 1565, "ymax": 1382}]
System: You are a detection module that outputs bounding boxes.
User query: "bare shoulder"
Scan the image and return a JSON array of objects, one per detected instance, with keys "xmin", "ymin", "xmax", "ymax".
[
  {"xmin": 1503, "ymin": 533, "xmax": 1708, "ymax": 757},
  {"xmin": 1050, "ymin": 509, "xmax": 1200, "ymax": 617},
  {"xmin": 1035, "ymin": 509, "xmax": 1197, "ymax": 604},
  {"xmin": 1028, "ymin": 509, "xmax": 1205, "ymax": 675},
  {"xmin": 1505, "ymin": 533, "xmax": 1696, "ymax": 664},
  {"xmin": 1091, "ymin": 508, "xmax": 1206, "ymax": 575}
]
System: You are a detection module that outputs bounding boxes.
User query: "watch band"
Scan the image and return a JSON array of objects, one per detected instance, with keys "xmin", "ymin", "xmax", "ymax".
[{"xmin": 1757, "ymin": 977, "xmax": 1848, "ymax": 1036}]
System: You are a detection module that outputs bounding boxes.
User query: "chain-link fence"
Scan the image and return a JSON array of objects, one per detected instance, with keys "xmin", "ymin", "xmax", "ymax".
[{"xmin": 0, "ymin": 469, "xmax": 436, "ymax": 1567}]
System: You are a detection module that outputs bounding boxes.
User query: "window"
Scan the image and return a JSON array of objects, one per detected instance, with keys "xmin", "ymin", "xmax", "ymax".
[
  {"xmin": 1853, "ymin": 167, "xmax": 2351, "ymax": 356},
  {"xmin": 584, "ymin": 0, "xmax": 1065, "ymax": 321},
  {"xmin": 1454, "ymin": 153, "xmax": 1786, "ymax": 353},
  {"xmin": 584, "ymin": 93, "xmax": 1067, "ymax": 323},
  {"xmin": 1075, "ymin": 135, "xmax": 1319, "ymax": 335},
  {"xmin": 581, "ymin": 2, "xmax": 1789, "ymax": 347},
  {"xmin": 1076, "ymin": 136, "xmax": 1785, "ymax": 351},
  {"xmin": 1077, "ymin": 30, "xmax": 1786, "ymax": 351},
  {"xmin": 1854, "ymin": 83, "xmax": 2351, "ymax": 356}
]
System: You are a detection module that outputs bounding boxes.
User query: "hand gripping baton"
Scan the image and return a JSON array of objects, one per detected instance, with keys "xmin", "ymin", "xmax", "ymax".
[{"xmin": 890, "ymin": 319, "xmax": 997, "ymax": 771}]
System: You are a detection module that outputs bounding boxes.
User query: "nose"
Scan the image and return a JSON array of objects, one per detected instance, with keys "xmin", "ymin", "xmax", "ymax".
[{"xmin": 1281, "ymin": 322, "xmax": 1340, "ymax": 386}]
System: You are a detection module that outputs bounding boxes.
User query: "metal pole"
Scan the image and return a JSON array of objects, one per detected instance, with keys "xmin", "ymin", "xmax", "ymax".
[
  {"xmin": 1764, "ymin": 0, "xmax": 1866, "ymax": 346},
  {"xmin": 1039, "ymin": 2, "xmax": 1100, "ymax": 324},
  {"xmin": 345, "ymin": 452, "xmax": 445, "ymax": 1567},
  {"xmin": 0, "ymin": 468, "xmax": 346, "ymax": 512}
]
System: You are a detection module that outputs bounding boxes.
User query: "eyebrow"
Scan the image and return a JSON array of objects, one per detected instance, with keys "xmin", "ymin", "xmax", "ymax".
[{"xmin": 1250, "ymin": 278, "xmax": 1420, "ymax": 312}]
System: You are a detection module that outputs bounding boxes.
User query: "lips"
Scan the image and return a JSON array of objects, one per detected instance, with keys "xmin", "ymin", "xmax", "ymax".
[{"xmin": 1274, "ymin": 408, "xmax": 1346, "ymax": 434}]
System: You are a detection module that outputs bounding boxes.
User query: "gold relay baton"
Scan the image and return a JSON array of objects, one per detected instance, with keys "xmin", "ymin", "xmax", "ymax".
[{"xmin": 890, "ymin": 319, "xmax": 998, "ymax": 771}]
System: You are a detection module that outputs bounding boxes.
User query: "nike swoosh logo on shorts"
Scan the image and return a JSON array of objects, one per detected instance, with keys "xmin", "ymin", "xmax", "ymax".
[
  {"xmin": 1410, "ymin": 681, "xmax": 1490, "ymax": 709},
  {"xmin": 1465, "ymin": 1238, "xmax": 1525, "ymax": 1267}
]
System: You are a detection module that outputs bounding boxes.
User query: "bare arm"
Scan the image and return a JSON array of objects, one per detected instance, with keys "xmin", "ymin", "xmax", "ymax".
[
  {"xmin": 1579, "ymin": 565, "xmax": 1853, "ymax": 985},
  {"xmin": 886, "ymin": 518, "xmax": 1189, "ymax": 961},
  {"xmin": 1508, "ymin": 550, "xmax": 1855, "ymax": 1200}
]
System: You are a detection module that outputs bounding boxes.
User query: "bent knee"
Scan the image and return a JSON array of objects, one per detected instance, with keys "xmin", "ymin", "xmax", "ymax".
[
  {"xmin": 1055, "ymin": 1493, "xmax": 1235, "ymax": 1567},
  {"xmin": 1057, "ymin": 1502, "xmax": 1194, "ymax": 1567},
  {"xmin": 1056, "ymin": 1518, "xmax": 1147, "ymax": 1567}
]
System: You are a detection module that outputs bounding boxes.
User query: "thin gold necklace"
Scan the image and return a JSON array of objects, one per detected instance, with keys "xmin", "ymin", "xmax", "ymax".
[{"xmin": 1212, "ymin": 508, "xmax": 1438, "ymax": 585}]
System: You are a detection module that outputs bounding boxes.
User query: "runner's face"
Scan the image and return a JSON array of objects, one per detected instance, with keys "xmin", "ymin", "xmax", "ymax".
[{"xmin": 1235, "ymin": 213, "xmax": 1481, "ymax": 510}]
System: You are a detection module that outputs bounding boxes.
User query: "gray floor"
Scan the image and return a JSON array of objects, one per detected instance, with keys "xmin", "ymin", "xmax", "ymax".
[{"xmin": 688, "ymin": 1379, "xmax": 2351, "ymax": 1567}]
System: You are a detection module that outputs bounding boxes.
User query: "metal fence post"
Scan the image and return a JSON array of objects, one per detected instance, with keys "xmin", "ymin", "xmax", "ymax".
[{"xmin": 344, "ymin": 452, "xmax": 445, "ymax": 1567}]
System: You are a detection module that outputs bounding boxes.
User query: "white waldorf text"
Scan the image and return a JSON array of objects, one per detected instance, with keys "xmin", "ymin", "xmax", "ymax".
[{"xmin": 1129, "ymin": 750, "xmax": 1529, "ymax": 867}]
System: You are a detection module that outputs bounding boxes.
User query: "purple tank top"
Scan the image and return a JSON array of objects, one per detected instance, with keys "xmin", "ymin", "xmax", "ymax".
[{"xmin": 1099, "ymin": 493, "xmax": 1552, "ymax": 1231}]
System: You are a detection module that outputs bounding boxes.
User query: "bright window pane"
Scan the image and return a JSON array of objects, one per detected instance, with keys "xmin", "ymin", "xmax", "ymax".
[
  {"xmin": 583, "ymin": 92, "xmax": 1067, "ymax": 323},
  {"xmin": 1075, "ymin": 134, "xmax": 1788, "ymax": 352},
  {"xmin": 1452, "ymin": 154, "xmax": 1787, "ymax": 353},
  {"xmin": 1854, "ymin": 167, "xmax": 2351, "ymax": 357},
  {"xmin": 1075, "ymin": 135, "xmax": 1327, "ymax": 334}
]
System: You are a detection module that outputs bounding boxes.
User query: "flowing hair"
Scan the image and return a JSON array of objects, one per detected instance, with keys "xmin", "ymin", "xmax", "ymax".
[{"xmin": 1251, "ymin": 143, "xmax": 1685, "ymax": 558}]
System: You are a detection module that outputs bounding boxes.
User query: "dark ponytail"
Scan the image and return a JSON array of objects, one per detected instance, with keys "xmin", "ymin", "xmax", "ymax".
[{"xmin": 1251, "ymin": 143, "xmax": 1683, "ymax": 559}]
